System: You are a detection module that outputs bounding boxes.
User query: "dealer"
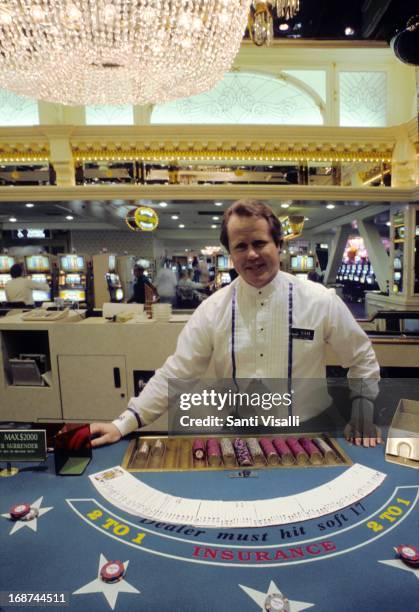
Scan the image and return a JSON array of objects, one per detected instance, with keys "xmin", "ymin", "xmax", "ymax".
[{"xmin": 91, "ymin": 199, "xmax": 381, "ymax": 447}]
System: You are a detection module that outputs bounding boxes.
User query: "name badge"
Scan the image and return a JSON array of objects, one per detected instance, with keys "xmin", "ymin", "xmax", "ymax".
[{"xmin": 291, "ymin": 328, "xmax": 315, "ymax": 341}]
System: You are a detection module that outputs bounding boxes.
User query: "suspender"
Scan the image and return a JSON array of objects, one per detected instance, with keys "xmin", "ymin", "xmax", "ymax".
[{"xmin": 287, "ymin": 282, "xmax": 294, "ymax": 417}]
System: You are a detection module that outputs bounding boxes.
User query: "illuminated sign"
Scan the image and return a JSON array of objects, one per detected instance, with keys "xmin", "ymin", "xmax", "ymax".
[{"xmin": 126, "ymin": 207, "xmax": 159, "ymax": 232}]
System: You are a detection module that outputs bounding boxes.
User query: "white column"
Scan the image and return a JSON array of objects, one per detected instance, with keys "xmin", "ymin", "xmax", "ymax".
[
  {"xmin": 357, "ymin": 219, "xmax": 390, "ymax": 292},
  {"xmin": 323, "ymin": 225, "xmax": 351, "ymax": 285}
]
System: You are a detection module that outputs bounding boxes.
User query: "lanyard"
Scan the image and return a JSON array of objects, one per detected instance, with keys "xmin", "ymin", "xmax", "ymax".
[{"xmin": 231, "ymin": 282, "xmax": 294, "ymax": 393}]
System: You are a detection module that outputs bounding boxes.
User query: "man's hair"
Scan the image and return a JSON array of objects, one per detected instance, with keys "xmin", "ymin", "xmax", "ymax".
[
  {"xmin": 10, "ymin": 263, "xmax": 23, "ymax": 278},
  {"xmin": 220, "ymin": 200, "xmax": 282, "ymax": 252},
  {"xmin": 134, "ymin": 265, "xmax": 145, "ymax": 273}
]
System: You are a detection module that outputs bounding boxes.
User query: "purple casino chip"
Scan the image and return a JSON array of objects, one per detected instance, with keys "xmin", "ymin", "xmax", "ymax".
[
  {"xmin": 259, "ymin": 438, "xmax": 280, "ymax": 465},
  {"xmin": 233, "ymin": 438, "xmax": 253, "ymax": 466},
  {"xmin": 192, "ymin": 439, "xmax": 206, "ymax": 460},
  {"xmin": 286, "ymin": 437, "xmax": 309, "ymax": 464},
  {"xmin": 206, "ymin": 438, "xmax": 222, "ymax": 466},
  {"xmin": 272, "ymin": 438, "xmax": 294, "ymax": 464},
  {"xmin": 299, "ymin": 437, "xmax": 323, "ymax": 464}
]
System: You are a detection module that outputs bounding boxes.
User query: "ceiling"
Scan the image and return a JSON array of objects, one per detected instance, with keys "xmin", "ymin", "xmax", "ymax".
[
  {"xmin": 264, "ymin": 0, "xmax": 417, "ymax": 41},
  {"xmin": 0, "ymin": 198, "xmax": 391, "ymax": 246},
  {"xmin": 0, "ymin": 0, "xmax": 413, "ymax": 247}
]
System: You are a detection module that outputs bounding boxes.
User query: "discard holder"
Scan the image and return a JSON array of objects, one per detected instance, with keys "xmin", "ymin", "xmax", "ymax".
[
  {"xmin": 54, "ymin": 424, "xmax": 92, "ymax": 475},
  {"xmin": 385, "ymin": 399, "xmax": 419, "ymax": 469}
]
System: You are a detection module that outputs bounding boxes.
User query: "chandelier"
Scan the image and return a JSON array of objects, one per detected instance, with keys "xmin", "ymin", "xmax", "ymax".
[
  {"xmin": 0, "ymin": 1, "xmax": 251, "ymax": 106},
  {"xmin": 248, "ymin": 1, "xmax": 300, "ymax": 46},
  {"xmin": 273, "ymin": 0, "xmax": 299, "ymax": 20}
]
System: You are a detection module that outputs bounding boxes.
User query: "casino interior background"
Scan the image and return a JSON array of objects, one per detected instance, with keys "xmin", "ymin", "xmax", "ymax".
[{"xmin": 0, "ymin": 3, "xmax": 418, "ymax": 611}]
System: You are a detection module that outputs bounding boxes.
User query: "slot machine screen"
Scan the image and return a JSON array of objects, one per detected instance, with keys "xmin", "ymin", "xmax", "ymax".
[
  {"xmin": 25, "ymin": 254, "xmax": 50, "ymax": 272},
  {"xmin": 291, "ymin": 256, "xmax": 299, "ymax": 270},
  {"xmin": 60, "ymin": 255, "xmax": 85, "ymax": 272},
  {"xmin": 32, "ymin": 289, "xmax": 51, "ymax": 302},
  {"xmin": 306, "ymin": 256, "xmax": 314, "ymax": 269},
  {"xmin": 59, "ymin": 288, "xmax": 86, "ymax": 302},
  {"xmin": 217, "ymin": 255, "xmax": 229, "ymax": 269},
  {"xmin": 363, "ymin": 264, "xmax": 369, "ymax": 273},
  {"xmin": 108, "ymin": 255, "xmax": 116, "ymax": 272},
  {"xmin": 66, "ymin": 273, "xmax": 81, "ymax": 284},
  {"xmin": 394, "ymin": 272, "xmax": 401, "ymax": 282},
  {"xmin": 221, "ymin": 272, "xmax": 231, "ymax": 284},
  {"xmin": 0, "ymin": 255, "xmax": 14, "ymax": 272}
]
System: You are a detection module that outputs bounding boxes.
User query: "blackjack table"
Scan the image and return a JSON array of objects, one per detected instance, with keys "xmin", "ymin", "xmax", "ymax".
[{"xmin": 1, "ymin": 433, "xmax": 418, "ymax": 612}]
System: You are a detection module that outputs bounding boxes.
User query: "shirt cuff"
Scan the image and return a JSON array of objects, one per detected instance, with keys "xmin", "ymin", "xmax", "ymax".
[{"xmin": 112, "ymin": 408, "xmax": 141, "ymax": 437}]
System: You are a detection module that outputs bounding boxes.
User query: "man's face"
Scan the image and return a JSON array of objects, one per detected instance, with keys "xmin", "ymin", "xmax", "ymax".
[{"xmin": 227, "ymin": 214, "xmax": 280, "ymax": 288}]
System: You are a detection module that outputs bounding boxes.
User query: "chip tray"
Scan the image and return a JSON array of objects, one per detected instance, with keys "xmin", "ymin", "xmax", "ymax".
[{"xmin": 122, "ymin": 434, "xmax": 352, "ymax": 472}]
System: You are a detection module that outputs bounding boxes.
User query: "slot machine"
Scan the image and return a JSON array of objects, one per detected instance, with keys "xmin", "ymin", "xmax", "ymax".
[
  {"xmin": 105, "ymin": 273, "xmax": 124, "ymax": 303},
  {"xmin": 93, "ymin": 253, "xmax": 123, "ymax": 307},
  {"xmin": 58, "ymin": 254, "xmax": 88, "ymax": 303},
  {"xmin": 0, "ymin": 255, "xmax": 15, "ymax": 302},
  {"xmin": 24, "ymin": 254, "xmax": 52, "ymax": 303},
  {"xmin": 215, "ymin": 254, "xmax": 232, "ymax": 289}
]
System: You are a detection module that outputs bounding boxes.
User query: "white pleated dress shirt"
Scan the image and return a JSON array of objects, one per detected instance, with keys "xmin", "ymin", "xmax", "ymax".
[{"xmin": 114, "ymin": 271, "xmax": 379, "ymax": 435}]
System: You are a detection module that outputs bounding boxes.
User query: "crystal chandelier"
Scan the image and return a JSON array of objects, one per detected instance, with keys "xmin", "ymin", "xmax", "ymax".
[
  {"xmin": 248, "ymin": 0, "xmax": 300, "ymax": 46},
  {"xmin": 273, "ymin": 0, "xmax": 300, "ymax": 20},
  {"xmin": 0, "ymin": 1, "xmax": 251, "ymax": 106}
]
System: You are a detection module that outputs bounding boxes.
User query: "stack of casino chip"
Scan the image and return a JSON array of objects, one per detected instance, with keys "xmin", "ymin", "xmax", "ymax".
[
  {"xmin": 272, "ymin": 438, "xmax": 294, "ymax": 465},
  {"xmin": 137, "ymin": 440, "xmax": 150, "ymax": 462},
  {"xmin": 286, "ymin": 437, "xmax": 309, "ymax": 464},
  {"xmin": 313, "ymin": 437, "xmax": 337, "ymax": 463},
  {"xmin": 394, "ymin": 545, "xmax": 419, "ymax": 568},
  {"xmin": 192, "ymin": 439, "xmax": 206, "ymax": 460},
  {"xmin": 299, "ymin": 437, "xmax": 323, "ymax": 465},
  {"xmin": 9, "ymin": 503, "xmax": 39, "ymax": 522},
  {"xmin": 264, "ymin": 592, "xmax": 290, "ymax": 611},
  {"xmin": 246, "ymin": 438, "xmax": 265, "ymax": 465},
  {"xmin": 151, "ymin": 438, "xmax": 165, "ymax": 457},
  {"xmin": 220, "ymin": 438, "xmax": 236, "ymax": 466},
  {"xmin": 9, "ymin": 503, "xmax": 32, "ymax": 520},
  {"xmin": 259, "ymin": 438, "xmax": 280, "ymax": 465},
  {"xmin": 100, "ymin": 560, "xmax": 125, "ymax": 583},
  {"xmin": 206, "ymin": 438, "xmax": 222, "ymax": 466},
  {"xmin": 233, "ymin": 438, "xmax": 253, "ymax": 466}
]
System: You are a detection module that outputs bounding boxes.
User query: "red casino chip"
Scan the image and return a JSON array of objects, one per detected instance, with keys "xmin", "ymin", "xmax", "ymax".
[
  {"xmin": 394, "ymin": 545, "xmax": 419, "ymax": 566},
  {"xmin": 9, "ymin": 503, "xmax": 30, "ymax": 520},
  {"xmin": 100, "ymin": 560, "xmax": 125, "ymax": 583}
]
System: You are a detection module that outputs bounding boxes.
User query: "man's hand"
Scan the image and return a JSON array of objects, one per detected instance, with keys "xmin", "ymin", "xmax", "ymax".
[
  {"xmin": 345, "ymin": 396, "xmax": 383, "ymax": 447},
  {"xmin": 90, "ymin": 423, "xmax": 122, "ymax": 448},
  {"xmin": 344, "ymin": 422, "xmax": 383, "ymax": 447}
]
